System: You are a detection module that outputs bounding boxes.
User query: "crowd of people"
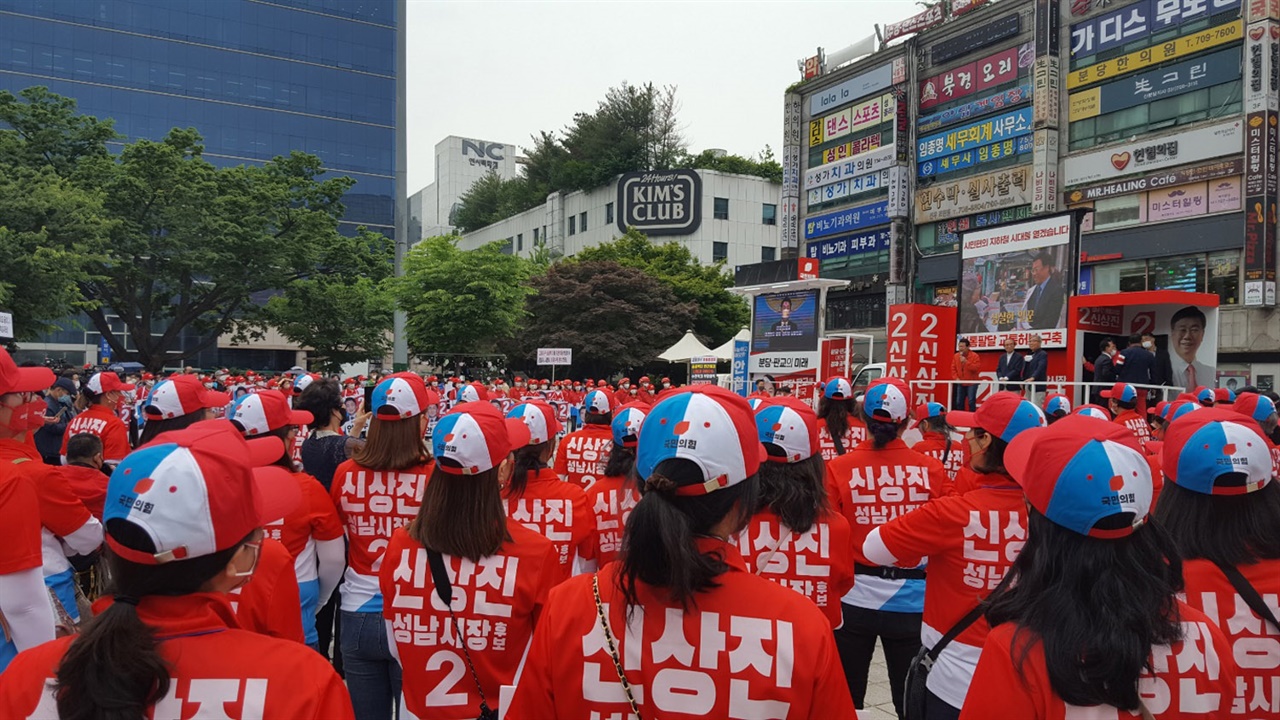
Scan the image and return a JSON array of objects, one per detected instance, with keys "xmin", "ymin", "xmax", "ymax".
[{"xmin": 0, "ymin": 344, "xmax": 1276, "ymax": 720}]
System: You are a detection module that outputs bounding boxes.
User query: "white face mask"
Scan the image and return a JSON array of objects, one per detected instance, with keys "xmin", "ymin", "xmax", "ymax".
[{"xmin": 1142, "ymin": 341, "xmax": 1153, "ymax": 349}]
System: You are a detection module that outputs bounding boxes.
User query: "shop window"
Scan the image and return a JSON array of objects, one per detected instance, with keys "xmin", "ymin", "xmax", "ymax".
[
  {"xmin": 1151, "ymin": 254, "xmax": 1206, "ymax": 293},
  {"xmin": 762, "ymin": 203, "xmax": 777, "ymax": 225},
  {"xmin": 1093, "ymin": 195, "xmax": 1143, "ymax": 232},
  {"xmin": 533, "ymin": 227, "xmax": 539, "ymax": 242},
  {"xmin": 713, "ymin": 241, "xmax": 729, "ymax": 261},
  {"xmin": 714, "ymin": 197, "xmax": 730, "ymax": 220},
  {"xmin": 1068, "ymin": 80, "xmax": 1240, "ymax": 151},
  {"xmin": 516, "ymin": 233, "xmax": 523, "ymax": 252},
  {"xmin": 762, "ymin": 246, "xmax": 776, "ymax": 262},
  {"xmin": 1093, "ymin": 260, "xmax": 1148, "ymax": 294},
  {"xmin": 1207, "ymin": 251, "xmax": 1240, "ymax": 305}
]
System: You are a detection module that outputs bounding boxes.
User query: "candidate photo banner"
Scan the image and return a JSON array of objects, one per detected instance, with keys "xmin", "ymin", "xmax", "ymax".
[
  {"xmin": 750, "ymin": 290, "xmax": 821, "ymax": 373},
  {"xmin": 958, "ymin": 215, "xmax": 1075, "ymax": 346}
]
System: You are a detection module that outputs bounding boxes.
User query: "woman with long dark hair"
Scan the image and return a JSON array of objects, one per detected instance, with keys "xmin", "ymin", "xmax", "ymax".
[
  {"xmin": 961, "ymin": 414, "xmax": 1236, "ymax": 719},
  {"xmin": 816, "ymin": 376, "xmax": 866, "ymax": 462},
  {"xmin": 741, "ymin": 396, "xmax": 854, "ymax": 628},
  {"xmin": 0, "ymin": 421, "xmax": 353, "ymax": 719},
  {"xmin": 503, "ymin": 400, "xmax": 592, "ymax": 581},
  {"xmin": 60, "ymin": 372, "xmax": 134, "ymax": 465},
  {"xmin": 507, "ymin": 385, "xmax": 856, "ymax": 718},
  {"xmin": 332, "ymin": 372, "xmax": 437, "ymax": 720},
  {"xmin": 829, "ymin": 379, "xmax": 951, "ymax": 719},
  {"xmin": 1154, "ymin": 408, "xmax": 1279, "ymax": 718},
  {"xmin": 380, "ymin": 401, "xmax": 560, "ymax": 720},
  {"xmin": 583, "ymin": 402, "xmax": 646, "ymax": 569},
  {"xmin": 137, "ymin": 373, "xmax": 231, "ymax": 445}
]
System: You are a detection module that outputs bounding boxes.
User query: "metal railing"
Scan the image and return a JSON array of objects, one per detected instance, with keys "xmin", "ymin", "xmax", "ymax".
[{"xmin": 907, "ymin": 377, "xmax": 1187, "ymax": 411}]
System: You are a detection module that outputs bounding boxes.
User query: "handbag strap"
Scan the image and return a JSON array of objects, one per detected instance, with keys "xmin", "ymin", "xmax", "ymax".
[
  {"xmin": 942, "ymin": 435, "xmax": 953, "ymax": 465},
  {"xmin": 592, "ymin": 574, "xmax": 643, "ymax": 720},
  {"xmin": 926, "ymin": 573, "xmax": 1014, "ymax": 665},
  {"xmin": 427, "ymin": 548, "xmax": 495, "ymax": 718},
  {"xmin": 1214, "ymin": 560, "xmax": 1280, "ymax": 632},
  {"xmin": 752, "ymin": 528, "xmax": 795, "ymax": 576}
]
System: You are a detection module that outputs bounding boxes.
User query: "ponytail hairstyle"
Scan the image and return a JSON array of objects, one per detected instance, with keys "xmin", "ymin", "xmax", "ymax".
[
  {"xmin": 619, "ymin": 458, "xmax": 759, "ymax": 610},
  {"xmin": 753, "ymin": 452, "xmax": 828, "ymax": 533},
  {"xmin": 984, "ymin": 510, "xmax": 1184, "ymax": 711},
  {"xmin": 817, "ymin": 396, "xmax": 855, "ymax": 453},
  {"xmin": 920, "ymin": 415, "xmax": 956, "ymax": 435},
  {"xmin": 53, "ymin": 522, "xmax": 251, "ymax": 720},
  {"xmin": 506, "ymin": 441, "xmax": 551, "ymax": 498},
  {"xmin": 866, "ymin": 418, "xmax": 904, "ymax": 449}
]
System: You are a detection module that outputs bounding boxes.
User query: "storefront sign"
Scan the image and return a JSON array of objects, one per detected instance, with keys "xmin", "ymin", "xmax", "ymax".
[
  {"xmin": 805, "ymin": 146, "xmax": 896, "ymax": 190},
  {"xmin": 809, "ymin": 61, "xmax": 896, "ymax": 116},
  {"xmin": 919, "ymin": 43, "xmax": 1031, "ymax": 110},
  {"xmin": 1069, "ymin": 46, "xmax": 1241, "ymax": 121},
  {"xmin": 1244, "ymin": 19, "xmax": 1280, "ymax": 114},
  {"xmin": 918, "ymin": 107, "xmax": 1035, "ymax": 161},
  {"xmin": 1032, "ymin": 129, "xmax": 1060, "ymax": 213},
  {"xmin": 1243, "ymin": 110, "xmax": 1276, "ymax": 306},
  {"xmin": 888, "ymin": 165, "xmax": 911, "ymax": 218},
  {"xmin": 1062, "ymin": 119, "xmax": 1243, "ymax": 185},
  {"xmin": 807, "ymin": 169, "xmax": 890, "ymax": 208},
  {"xmin": 805, "ymin": 227, "xmax": 893, "ymax": 260},
  {"xmin": 919, "ymin": 134, "xmax": 1035, "ymax": 177},
  {"xmin": 1249, "ymin": 0, "xmax": 1280, "ymax": 21},
  {"xmin": 1067, "ymin": 20, "xmax": 1244, "ymax": 90},
  {"xmin": 1032, "ymin": 55, "xmax": 1062, "ymax": 127},
  {"xmin": 1070, "ymin": 0, "xmax": 1240, "ymax": 58},
  {"xmin": 918, "ymin": 84, "xmax": 1033, "ymax": 132},
  {"xmin": 1245, "ymin": 112, "xmax": 1268, "ymax": 196},
  {"xmin": 616, "ymin": 170, "xmax": 702, "ymax": 236},
  {"xmin": 884, "ymin": 3, "xmax": 946, "ymax": 43},
  {"xmin": 804, "ymin": 200, "xmax": 891, "ymax": 240},
  {"xmin": 931, "ymin": 13, "xmax": 1022, "ymax": 65},
  {"xmin": 1064, "ymin": 157, "xmax": 1245, "ymax": 201},
  {"xmin": 915, "ymin": 166, "xmax": 1032, "ymax": 223},
  {"xmin": 930, "ymin": 205, "xmax": 1034, "ymax": 247},
  {"xmin": 820, "ymin": 132, "xmax": 883, "ymax": 165},
  {"xmin": 781, "ymin": 196, "xmax": 799, "ymax": 251},
  {"xmin": 1038, "ymin": 0, "xmax": 1062, "ymax": 55},
  {"xmin": 731, "ymin": 340, "xmax": 749, "ymax": 396},
  {"xmin": 809, "ymin": 93, "xmax": 896, "ymax": 147},
  {"xmin": 1147, "ymin": 177, "xmax": 1240, "ymax": 220}
]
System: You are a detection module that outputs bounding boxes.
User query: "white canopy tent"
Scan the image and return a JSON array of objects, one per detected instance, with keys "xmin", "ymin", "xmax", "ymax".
[
  {"xmin": 658, "ymin": 330, "xmax": 715, "ymax": 362},
  {"xmin": 709, "ymin": 327, "xmax": 750, "ymax": 361}
]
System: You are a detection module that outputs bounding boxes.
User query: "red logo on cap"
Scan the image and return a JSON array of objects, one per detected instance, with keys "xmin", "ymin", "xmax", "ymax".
[
  {"xmin": 1110, "ymin": 475, "xmax": 1124, "ymax": 491},
  {"xmin": 133, "ymin": 478, "xmax": 155, "ymax": 494},
  {"xmin": 674, "ymin": 420, "xmax": 691, "ymax": 435},
  {"xmin": 1223, "ymin": 443, "xmax": 1236, "ymax": 455}
]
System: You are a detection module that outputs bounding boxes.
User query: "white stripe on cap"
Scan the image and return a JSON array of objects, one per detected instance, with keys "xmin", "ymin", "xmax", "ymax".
[
  {"xmin": 146, "ymin": 380, "xmax": 186, "ymax": 419},
  {"xmin": 230, "ymin": 394, "xmax": 272, "ymax": 436},
  {"xmin": 437, "ymin": 412, "xmax": 494, "ymax": 474},
  {"xmin": 671, "ymin": 393, "xmax": 749, "ymax": 489},
  {"xmin": 120, "ymin": 447, "xmax": 218, "ymax": 561}
]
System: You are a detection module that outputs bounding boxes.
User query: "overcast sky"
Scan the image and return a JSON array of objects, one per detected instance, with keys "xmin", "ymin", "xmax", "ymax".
[{"xmin": 405, "ymin": 0, "xmax": 921, "ymax": 194}]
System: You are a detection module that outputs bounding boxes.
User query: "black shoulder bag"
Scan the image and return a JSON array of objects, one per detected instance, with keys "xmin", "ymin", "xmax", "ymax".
[
  {"xmin": 427, "ymin": 549, "xmax": 499, "ymax": 720},
  {"xmin": 1215, "ymin": 561, "xmax": 1280, "ymax": 632},
  {"xmin": 902, "ymin": 603, "xmax": 984, "ymax": 720}
]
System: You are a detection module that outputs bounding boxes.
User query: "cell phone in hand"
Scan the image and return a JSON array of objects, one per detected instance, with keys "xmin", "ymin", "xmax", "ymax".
[{"xmin": 363, "ymin": 384, "xmax": 376, "ymax": 414}]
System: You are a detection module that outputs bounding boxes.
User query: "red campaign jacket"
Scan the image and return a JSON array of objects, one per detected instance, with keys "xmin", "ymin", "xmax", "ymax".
[
  {"xmin": 1114, "ymin": 410, "xmax": 1153, "ymax": 450},
  {"xmin": 733, "ymin": 509, "xmax": 856, "ymax": 629},
  {"xmin": 585, "ymin": 474, "xmax": 640, "ymax": 567},
  {"xmin": 818, "ymin": 414, "xmax": 867, "ymax": 463},
  {"xmin": 912, "ymin": 430, "xmax": 970, "ymax": 483},
  {"xmin": 0, "ymin": 441, "xmax": 43, "ymax": 576},
  {"xmin": 506, "ymin": 539, "xmax": 858, "ymax": 719},
  {"xmin": 1180, "ymin": 558, "xmax": 1280, "ymax": 717},
  {"xmin": 228, "ymin": 537, "xmax": 305, "ymax": 644},
  {"xmin": 266, "ymin": 472, "xmax": 344, "ymax": 561},
  {"xmin": 0, "ymin": 593, "xmax": 353, "ymax": 719},
  {"xmin": 379, "ymin": 522, "xmax": 559, "ymax": 720},
  {"xmin": 826, "ymin": 439, "xmax": 952, "ymax": 558},
  {"xmin": 55, "ymin": 464, "xmax": 109, "ymax": 522},
  {"xmin": 553, "ymin": 424, "xmax": 614, "ymax": 490},
  {"xmin": 960, "ymin": 602, "xmax": 1238, "ymax": 720},
  {"xmin": 60, "ymin": 404, "xmax": 132, "ymax": 462},
  {"xmin": 503, "ymin": 468, "xmax": 594, "ymax": 582}
]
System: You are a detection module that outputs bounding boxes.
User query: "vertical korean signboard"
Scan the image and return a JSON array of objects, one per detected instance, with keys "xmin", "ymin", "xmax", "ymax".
[
  {"xmin": 1033, "ymin": 0, "xmax": 1062, "ymax": 214},
  {"xmin": 1244, "ymin": 0, "xmax": 1278, "ymax": 306},
  {"xmin": 782, "ymin": 93, "xmax": 803, "ymax": 255},
  {"xmin": 886, "ymin": 304, "xmax": 959, "ymax": 406}
]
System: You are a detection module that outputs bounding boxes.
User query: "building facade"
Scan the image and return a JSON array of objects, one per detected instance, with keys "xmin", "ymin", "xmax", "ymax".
[
  {"xmin": 791, "ymin": 0, "xmax": 1280, "ymax": 386},
  {"xmin": 0, "ymin": 0, "xmax": 400, "ymax": 368},
  {"xmin": 458, "ymin": 168, "xmax": 783, "ymax": 268},
  {"xmin": 410, "ymin": 135, "xmax": 522, "ymax": 241}
]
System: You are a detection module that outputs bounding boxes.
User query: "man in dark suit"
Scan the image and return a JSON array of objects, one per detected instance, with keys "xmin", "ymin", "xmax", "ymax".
[
  {"xmin": 1023, "ymin": 252, "xmax": 1065, "ymax": 330},
  {"xmin": 1025, "ymin": 334, "xmax": 1048, "ymax": 402},
  {"xmin": 1115, "ymin": 333, "xmax": 1156, "ymax": 413},
  {"xmin": 997, "ymin": 337, "xmax": 1026, "ymax": 392},
  {"xmin": 1092, "ymin": 338, "xmax": 1117, "ymax": 406}
]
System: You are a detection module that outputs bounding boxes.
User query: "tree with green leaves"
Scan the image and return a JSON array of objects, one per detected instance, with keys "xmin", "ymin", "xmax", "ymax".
[
  {"xmin": 505, "ymin": 260, "xmax": 697, "ymax": 378},
  {"xmin": 684, "ymin": 146, "xmax": 783, "ymax": 184},
  {"xmin": 392, "ymin": 235, "xmax": 534, "ymax": 356},
  {"xmin": 574, "ymin": 229, "xmax": 749, "ymax": 347}
]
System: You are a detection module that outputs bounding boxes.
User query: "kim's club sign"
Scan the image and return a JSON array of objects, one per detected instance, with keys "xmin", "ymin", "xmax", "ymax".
[{"xmin": 617, "ymin": 170, "xmax": 703, "ymax": 236}]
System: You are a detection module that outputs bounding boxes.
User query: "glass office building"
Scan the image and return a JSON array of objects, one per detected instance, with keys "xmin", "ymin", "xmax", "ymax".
[{"xmin": 0, "ymin": 0, "xmax": 399, "ymax": 367}]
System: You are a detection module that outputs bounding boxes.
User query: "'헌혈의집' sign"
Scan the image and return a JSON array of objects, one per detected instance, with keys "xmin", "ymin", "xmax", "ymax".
[
  {"xmin": 1068, "ymin": 45, "xmax": 1241, "ymax": 121},
  {"xmin": 1062, "ymin": 118, "xmax": 1244, "ymax": 185},
  {"xmin": 917, "ymin": 107, "xmax": 1034, "ymax": 161},
  {"xmin": 616, "ymin": 170, "xmax": 702, "ymax": 236},
  {"xmin": 1064, "ymin": 157, "xmax": 1245, "ymax": 202},
  {"xmin": 1070, "ymin": 0, "xmax": 1240, "ymax": 58}
]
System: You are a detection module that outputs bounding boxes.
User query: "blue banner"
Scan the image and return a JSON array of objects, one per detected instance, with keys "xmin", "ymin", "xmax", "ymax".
[
  {"xmin": 919, "ymin": 133, "xmax": 1034, "ymax": 177},
  {"xmin": 804, "ymin": 200, "xmax": 890, "ymax": 240},
  {"xmin": 806, "ymin": 227, "xmax": 892, "ymax": 260},
  {"xmin": 731, "ymin": 340, "xmax": 749, "ymax": 397},
  {"xmin": 917, "ymin": 85, "xmax": 1032, "ymax": 133},
  {"xmin": 917, "ymin": 107, "xmax": 1033, "ymax": 161},
  {"xmin": 1070, "ymin": 0, "xmax": 1239, "ymax": 59}
]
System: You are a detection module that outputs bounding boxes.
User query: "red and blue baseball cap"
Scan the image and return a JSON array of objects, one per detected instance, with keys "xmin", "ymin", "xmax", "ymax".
[
  {"xmin": 1165, "ymin": 400, "xmax": 1201, "ymax": 422},
  {"xmin": 1100, "ymin": 383, "xmax": 1138, "ymax": 403},
  {"xmin": 0, "ymin": 348, "xmax": 54, "ymax": 394},
  {"xmin": 1195, "ymin": 386, "xmax": 1216, "ymax": 406},
  {"xmin": 229, "ymin": 389, "xmax": 312, "ymax": 436},
  {"xmin": 583, "ymin": 389, "xmax": 614, "ymax": 414},
  {"xmin": 144, "ymin": 374, "xmax": 231, "ymax": 420},
  {"xmin": 104, "ymin": 420, "xmax": 300, "ymax": 564},
  {"xmin": 747, "ymin": 397, "xmax": 766, "ymax": 411},
  {"xmin": 1162, "ymin": 408, "xmax": 1272, "ymax": 495},
  {"xmin": 506, "ymin": 401, "xmax": 562, "ymax": 445},
  {"xmin": 950, "ymin": 392, "xmax": 1046, "ymax": 442},
  {"xmin": 1151, "ymin": 401, "xmax": 1169, "ymax": 419},
  {"xmin": 823, "ymin": 377, "xmax": 853, "ymax": 400},
  {"xmin": 1007, "ymin": 414, "xmax": 1152, "ymax": 539},
  {"xmin": 1043, "ymin": 394, "xmax": 1072, "ymax": 417},
  {"xmin": 1215, "ymin": 387, "xmax": 1236, "ymax": 405},
  {"xmin": 1074, "ymin": 404, "xmax": 1112, "ymax": 421},
  {"xmin": 756, "ymin": 397, "xmax": 820, "ymax": 463},
  {"xmin": 1233, "ymin": 393, "xmax": 1278, "ymax": 425},
  {"xmin": 292, "ymin": 373, "xmax": 318, "ymax": 395},
  {"xmin": 914, "ymin": 402, "xmax": 947, "ymax": 427},
  {"xmin": 434, "ymin": 402, "xmax": 530, "ymax": 476},
  {"xmin": 637, "ymin": 386, "xmax": 765, "ymax": 496},
  {"xmin": 371, "ymin": 372, "xmax": 438, "ymax": 420},
  {"xmin": 861, "ymin": 378, "xmax": 911, "ymax": 423},
  {"xmin": 611, "ymin": 403, "xmax": 648, "ymax": 448}
]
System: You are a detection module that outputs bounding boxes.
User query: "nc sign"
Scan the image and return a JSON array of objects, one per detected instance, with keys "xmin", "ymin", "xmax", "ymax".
[
  {"xmin": 617, "ymin": 170, "xmax": 703, "ymax": 236},
  {"xmin": 461, "ymin": 139, "xmax": 505, "ymax": 161}
]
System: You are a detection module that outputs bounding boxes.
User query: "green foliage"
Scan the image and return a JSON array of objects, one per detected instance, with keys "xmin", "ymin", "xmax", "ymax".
[
  {"xmin": 392, "ymin": 235, "xmax": 535, "ymax": 355},
  {"xmin": 574, "ymin": 229, "xmax": 749, "ymax": 347},
  {"xmin": 452, "ymin": 171, "xmax": 547, "ymax": 233},
  {"xmin": 683, "ymin": 146, "xmax": 783, "ymax": 184},
  {"xmin": 506, "ymin": 260, "xmax": 697, "ymax": 378}
]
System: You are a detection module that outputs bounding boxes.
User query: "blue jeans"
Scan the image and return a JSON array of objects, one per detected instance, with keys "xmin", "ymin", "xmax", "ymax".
[
  {"xmin": 952, "ymin": 383, "xmax": 978, "ymax": 412},
  {"xmin": 341, "ymin": 610, "xmax": 401, "ymax": 720}
]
